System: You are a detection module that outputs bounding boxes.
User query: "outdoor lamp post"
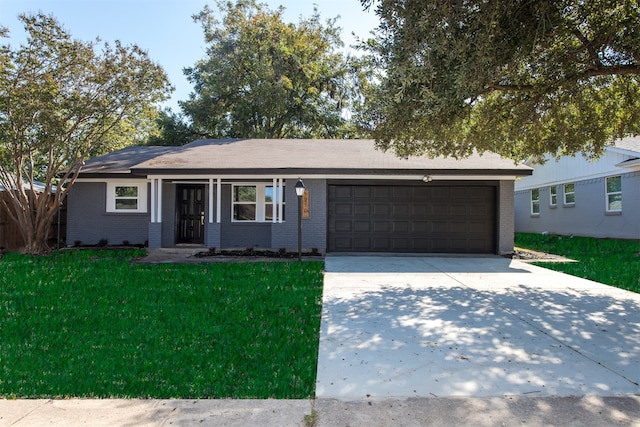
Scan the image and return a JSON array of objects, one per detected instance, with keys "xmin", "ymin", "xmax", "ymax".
[{"xmin": 295, "ymin": 178, "xmax": 306, "ymax": 261}]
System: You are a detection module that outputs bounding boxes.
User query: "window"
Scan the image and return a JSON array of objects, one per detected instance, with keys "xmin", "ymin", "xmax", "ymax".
[
  {"xmin": 232, "ymin": 184, "xmax": 285, "ymax": 222},
  {"xmin": 605, "ymin": 176, "xmax": 622, "ymax": 212},
  {"xmin": 564, "ymin": 183, "xmax": 575, "ymax": 205},
  {"xmin": 264, "ymin": 186, "xmax": 285, "ymax": 221},
  {"xmin": 549, "ymin": 185, "xmax": 557, "ymax": 206},
  {"xmin": 106, "ymin": 182, "xmax": 147, "ymax": 213},
  {"xmin": 531, "ymin": 188, "xmax": 540, "ymax": 215}
]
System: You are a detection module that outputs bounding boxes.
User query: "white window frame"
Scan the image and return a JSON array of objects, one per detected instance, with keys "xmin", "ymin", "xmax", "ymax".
[
  {"xmin": 530, "ymin": 188, "xmax": 540, "ymax": 215},
  {"xmin": 563, "ymin": 182, "xmax": 575, "ymax": 205},
  {"xmin": 549, "ymin": 185, "xmax": 557, "ymax": 207},
  {"xmin": 106, "ymin": 181, "xmax": 148, "ymax": 213},
  {"xmin": 231, "ymin": 183, "xmax": 285, "ymax": 222},
  {"xmin": 605, "ymin": 175, "xmax": 622, "ymax": 212}
]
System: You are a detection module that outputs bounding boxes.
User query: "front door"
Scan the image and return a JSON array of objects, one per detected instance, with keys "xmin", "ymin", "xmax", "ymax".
[{"xmin": 176, "ymin": 185, "xmax": 205, "ymax": 244}]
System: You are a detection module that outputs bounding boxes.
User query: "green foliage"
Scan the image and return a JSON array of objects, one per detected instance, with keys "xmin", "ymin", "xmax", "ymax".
[
  {"xmin": 0, "ymin": 13, "xmax": 171, "ymax": 254},
  {"xmin": 359, "ymin": 1, "xmax": 640, "ymax": 161},
  {"xmin": 0, "ymin": 250, "xmax": 324, "ymax": 398},
  {"xmin": 181, "ymin": 0, "xmax": 357, "ymax": 139},
  {"xmin": 515, "ymin": 233, "xmax": 640, "ymax": 293},
  {"xmin": 145, "ymin": 108, "xmax": 201, "ymax": 146}
]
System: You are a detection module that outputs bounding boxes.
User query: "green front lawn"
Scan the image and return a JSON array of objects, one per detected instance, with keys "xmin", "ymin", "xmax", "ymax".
[
  {"xmin": 0, "ymin": 250, "xmax": 324, "ymax": 398},
  {"xmin": 515, "ymin": 233, "xmax": 640, "ymax": 294}
]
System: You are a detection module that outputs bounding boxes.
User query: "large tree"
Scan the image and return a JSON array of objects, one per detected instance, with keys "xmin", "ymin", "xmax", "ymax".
[
  {"xmin": 181, "ymin": 0, "xmax": 355, "ymax": 139},
  {"xmin": 0, "ymin": 13, "xmax": 171, "ymax": 254},
  {"xmin": 358, "ymin": 0, "xmax": 640, "ymax": 161}
]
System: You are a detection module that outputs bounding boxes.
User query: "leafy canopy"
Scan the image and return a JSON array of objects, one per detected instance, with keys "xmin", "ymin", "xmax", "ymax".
[
  {"xmin": 180, "ymin": 0, "xmax": 355, "ymax": 139},
  {"xmin": 0, "ymin": 13, "xmax": 171, "ymax": 254},
  {"xmin": 358, "ymin": 0, "xmax": 640, "ymax": 161}
]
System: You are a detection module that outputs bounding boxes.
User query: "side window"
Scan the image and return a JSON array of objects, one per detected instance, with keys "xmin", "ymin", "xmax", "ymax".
[
  {"xmin": 233, "ymin": 185, "xmax": 257, "ymax": 221},
  {"xmin": 106, "ymin": 182, "xmax": 147, "ymax": 213},
  {"xmin": 563, "ymin": 183, "xmax": 575, "ymax": 205},
  {"xmin": 531, "ymin": 188, "xmax": 540, "ymax": 215},
  {"xmin": 265, "ymin": 186, "xmax": 285, "ymax": 221},
  {"xmin": 232, "ymin": 184, "xmax": 285, "ymax": 222},
  {"xmin": 549, "ymin": 185, "xmax": 557, "ymax": 207},
  {"xmin": 605, "ymin": 176, "xmax": 622, "ymax": 212}
]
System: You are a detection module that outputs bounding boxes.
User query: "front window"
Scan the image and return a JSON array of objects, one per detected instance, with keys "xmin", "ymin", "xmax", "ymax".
[
  {"xmin": 232, "ymin": 184, "xmax": 285, "ymax": 222},
  {"xmin": 531, "ymin": 188, "xmax": 540, "ymax": 215},
  {"xmin": 106, "ymin": 182, "xmax": 147, "ymax": 213},
  {"xmin": 564, "ymin": 183, "xmax": 575, "ymax": 205},
  {"xmin": 605, "ymin": 176, "xmax": 622, "ymax": 212},
  {"xmin": 549, "ymin": 185, "xmax": 557, "ymax": 206},
  {"xmin": 233, "ymin": 186, "xmax": 257, "ymax": 221}
]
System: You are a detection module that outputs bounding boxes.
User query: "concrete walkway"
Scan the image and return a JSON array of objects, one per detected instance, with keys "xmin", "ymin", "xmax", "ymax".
[{"xmin": 316, "ymin": 255, "xmax": 640, "ymax": 399}]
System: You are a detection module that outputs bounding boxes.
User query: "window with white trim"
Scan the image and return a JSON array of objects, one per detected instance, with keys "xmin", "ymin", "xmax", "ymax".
[
  {"xmin": 531, "ymin": 188, "xmax": 540, "ymax": 215},
  {"xmin": 549, "ymin": 185, "xmax": 557, "ymax": 206},
  {"xmin": 605, "ymin": 175, "xmax": 622, "ymax": 212},
  {"xmin": 232, "ymin": 184, "xmax": 285, "ymax": 222},
  {"xmin": 106, "ymin": 182, "xmax": 147, "ymax": 213},
  {"xmin": 563, "ymin": 183, "xmax": 575, "ymax": 205}
]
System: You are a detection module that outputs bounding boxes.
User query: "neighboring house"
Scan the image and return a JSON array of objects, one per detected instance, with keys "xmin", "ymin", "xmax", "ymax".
[
  {"xmin": 67, "ymin": 139, "xmax": 531, "ymax": 254},
  {"xmin": 514, "ymin": 137, "xmax": 640, "ymax": 239}
]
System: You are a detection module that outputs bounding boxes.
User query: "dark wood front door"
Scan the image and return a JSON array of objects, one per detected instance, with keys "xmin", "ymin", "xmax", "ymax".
[{"xmin": 176, "ymin": 185, "xmax": 205, "ymax": 244}]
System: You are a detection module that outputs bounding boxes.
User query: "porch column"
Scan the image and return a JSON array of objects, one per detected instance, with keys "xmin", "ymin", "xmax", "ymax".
[
  {"xmin": 278, "ymin": 178, "xmax": 284, "ymax": 223},
  {"xmin": 216, "ymin": 178, "xmax": 222, "ymax": 223},
  {"xmin": 208, "ymin": 178, "xmax": 214, "ymax": 223},
  {"xmin": 272, "ymin": 178, "xmax": 277, "ymax": 223},
  {"xmin": 150, "ymin": 178, "xmax": 163, "ymax": 223}
]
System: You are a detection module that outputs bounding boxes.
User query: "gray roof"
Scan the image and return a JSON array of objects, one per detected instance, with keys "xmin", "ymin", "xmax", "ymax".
[
  {"xmin": 80, "ymin": 146, "xmax": 180, "ymax": 176},
  {"xmin": 77, "ymin": 139, "xmax": 532, "ymax": 177},
  {"xmin": 126, "ymin": 139, "xmax": 531, "ymax": 177},
  {"xmin": 613, "ymin": 136, "xmax": 640, "ymax": 155}
]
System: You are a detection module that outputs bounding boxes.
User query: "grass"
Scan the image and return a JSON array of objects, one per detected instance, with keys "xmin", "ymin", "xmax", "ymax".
[
  {"xmin": 515, "ymin": 233, "xmax": 640, "ymax": 294},
  {"xmin": 0, "ymin": 250, "xmax": 324, "ymax": 399}
]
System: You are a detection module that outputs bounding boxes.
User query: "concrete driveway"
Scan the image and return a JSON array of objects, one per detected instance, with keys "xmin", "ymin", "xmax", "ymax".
[{"xmin": 316, "ymin": 255, "xmax": 640, "ymax": 400}]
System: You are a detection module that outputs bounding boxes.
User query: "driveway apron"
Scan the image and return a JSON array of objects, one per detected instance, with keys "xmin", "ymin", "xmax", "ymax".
[{"xmin": 316, "ymin": 255, "xmax": 640, "ymax": 399}]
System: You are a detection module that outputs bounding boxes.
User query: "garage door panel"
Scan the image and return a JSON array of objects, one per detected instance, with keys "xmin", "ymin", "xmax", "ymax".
[
  {"xmin": 328, "ymin": 184, "xmax": 495, "ymax": 253},
  {"xmin": 354, "ymin": 204, "xmax": 371, "ymax": 215}
]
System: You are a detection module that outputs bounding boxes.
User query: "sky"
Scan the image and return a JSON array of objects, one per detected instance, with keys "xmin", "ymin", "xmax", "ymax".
[{"xmin": 0, "ymin": 0, "xmax": 380, "ymax": 111}]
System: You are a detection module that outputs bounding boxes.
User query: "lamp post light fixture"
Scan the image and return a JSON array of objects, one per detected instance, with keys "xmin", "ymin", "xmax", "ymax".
[{"xmin": 295, "ymin": 178, "xmax": 306, "ymax": 261}]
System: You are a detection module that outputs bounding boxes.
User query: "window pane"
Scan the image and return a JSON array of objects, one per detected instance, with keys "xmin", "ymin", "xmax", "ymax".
[
  {"xmin": 234, "ymin": 186, "xmax": 256, "ymax": 202},
  {"xmin": 564, "ymin": 183, "xmax": 574, "ymax": 193},
  {"xmin": 531, "ymin": 189, "xmax": 539, "ymax": 200},
  {"xmin": 265, "ymin": 186, "xmax": 273, "ymax": 203},
  {"xmin": 115, "ymin": 186, "xmax": 138, "ymax": 197},
  {"xmin": 233, "ymin": 204, "xmax": 256, "ymax": 220},
  {"xmin": 607, "ymin": 176, "xmax": 621, "ymax": 193},
  {"xmin": 550, "ymin": 186, "xmax": 557, "ymax": 196},
  {"xmin": 115, "ymin": 199, "xmax": 138, "ymax": 210},
  {"xmin": 608, "ymin": 194, "xmax": 622, "ymax": 211},
  {"xmin": 265, "ymin": 204, "xmax": 273, "ymax": 221},
  {"xmin": 565, "ymin": 193, "xmax": 575, "ymax": 204},
  {"xmin": 532, "ymin": 201, "xmax": 540, "ymax": 214}
]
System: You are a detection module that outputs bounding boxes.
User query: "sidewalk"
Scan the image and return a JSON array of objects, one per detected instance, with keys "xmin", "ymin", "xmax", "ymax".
[{"xmin": 2, "ymin": 396, "xmax": 639, "ymax": 426}]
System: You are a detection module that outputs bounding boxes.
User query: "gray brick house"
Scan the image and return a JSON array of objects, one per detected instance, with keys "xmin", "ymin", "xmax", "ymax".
[{"xmin": 68, "ymin": 139, "xmax": 531, "ymax": 254}]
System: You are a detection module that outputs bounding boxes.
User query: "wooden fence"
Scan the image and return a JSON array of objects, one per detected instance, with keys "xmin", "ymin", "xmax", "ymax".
[{"xmin": 0, "ymin": 193, "xmax": 67, "ymax": 252}]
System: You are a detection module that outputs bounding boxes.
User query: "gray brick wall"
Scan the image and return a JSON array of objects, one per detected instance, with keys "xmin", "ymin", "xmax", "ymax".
[
  {"xmin": 67, "ymin": 181, "xmax": 150, "ymax": 246},
  {"xmin": 498, "ymin": 180, "xmax": 515, "ymax": 254},
  {"xmin": 271, "ymin": 179, "xmax": 327, "ymax": 251}
]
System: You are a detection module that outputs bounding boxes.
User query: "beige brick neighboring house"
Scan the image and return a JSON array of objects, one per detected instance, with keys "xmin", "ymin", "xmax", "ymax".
[{"xmin": 67, "ymin": 139, "xmax": 531, "ymax": 254}]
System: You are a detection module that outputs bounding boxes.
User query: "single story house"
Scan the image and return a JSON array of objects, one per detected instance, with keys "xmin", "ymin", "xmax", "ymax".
[
  {"xmin": 67, "ymin": 139, "xmax": 532, "ymax": 254},
  {"xmin": 514, "ymin": 137, "xmax": 640, "ymax": 239}
]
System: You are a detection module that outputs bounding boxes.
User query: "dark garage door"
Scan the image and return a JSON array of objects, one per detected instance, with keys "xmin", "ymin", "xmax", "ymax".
[{"xmin": 328, "ymin": 183, "xmax": 496, "ymax": 253}]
